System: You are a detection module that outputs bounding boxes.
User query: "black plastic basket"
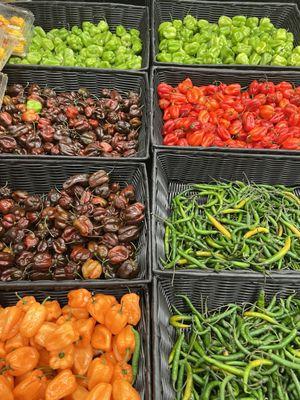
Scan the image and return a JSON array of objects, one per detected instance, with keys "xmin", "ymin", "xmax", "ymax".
[
  {"xmin": 151, "ymin": 66, "xmax": 300, "ymax": 155},
  {"xmin": 152, "ymin": 0, "xmax": 300, "ymax": 71},
  {"xmin": 2, "ymin": 66, "xmax": 150, "ymax": 161},
  {"xmin": 0, "ymin": 283, "xmax": 151, "ymax": 399},
  {"xmin": 153, "ymin": 274, "xmax": 300, "ymax": 400},
  {"xmin": 0, "ymin": 158, "xmax": 150, "ymax": 287},
  {"xmin": 12, "ymin": 1, "xmax": 149, "ymax": 70},
  {"xmin": 152, "ymin": 149, "xmax": 300, "ymax": 278},
  {"xmin": 22, "ymin": 0, "xmax": 151, "ymax": 5}
]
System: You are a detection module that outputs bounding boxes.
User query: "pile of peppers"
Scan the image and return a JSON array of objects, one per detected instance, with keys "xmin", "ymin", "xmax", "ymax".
[
  {"xmin": 163, "ymin": 181, "xmax": 300, "ymax": 272},
  {"xmin": 157, "ymin": 15, "xmax": 300, "ymax": 66},
  {"xmin": 0, "ymin": 289, "xmax": 141, "ymax": 399},
  {"xmin": 9, "ymin": 22, "xmax": 143, "ymax": 69},
  {"xmin": 169, "ymin": 292, "xmax": 300, "ymax": 400},
  {"xmin": 158, "ymin": 78, "xmax": 300, "ymax": 150}
]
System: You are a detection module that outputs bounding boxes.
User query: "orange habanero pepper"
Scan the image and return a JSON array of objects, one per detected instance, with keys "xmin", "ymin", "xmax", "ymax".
[
  {"xmin": 20, "ymin": 302, "xmax": 47, "ymax": 338},
  {"xmin": 91, "ymin": 325, "xmax": 112, "ymax": 352},
  {"xmin": 62, "ymin": 305, "xmax": 89, "ymax": 320},
  {"xmin": 87, "ymin": 294, "xmax": 116, "ymax": 324},
  {"xmin": 74, "ymin": 318, "xmax": 95, "ymax": 347},
  {"xmin": 65, "ymin": 385, "xmax": 89, "ymax": 400},
  {"xmin": 121, "ymin": 293, "xmax": 141, "ymax": 326},
  {"xmin": 68, "ymin": 289, "xmax": 91, "ymax": 309},
  {"xmin": 112, "ymin": 379, "xmax": 141, "ymax": 400},
  {"xmin": 34, "ymin": 322, "xmax": 57, "ymax": 348},
  {"xmin": 104, "ymin": 304, "xmax": 128, "ymax": 335},
  {"xmin": 114, "ymin": 325, "xmax": 135, "ymax": 362},
  {"xmin": 101, "ymin": 351, "xmax": 117, "ymax": 365},
  {"xmin": 73, "ymin": 344, "xmax": 93, "ymax": 375},
  {"xmin": 45, "ymin": 322, "xmax": 78, "ymax": 352},
  {"xmin": 86, "ymin": 382, "xmax": 112, "ymax": 400},
  {"xmin": 45, "ymin": 369, "xmax": 77, "ymax": 400},
  {"xmin": 0, "ymin": 375, "xmax": 13, "ymax": 400},
  {"xmin": 16, "ymin": 296, "xmax": 36, "ymax": 311},
  {"xmin": 37, "ymin": 347, "xmax": 50, "ymax": 368},
  {"xmin": 112, "ymin": 362, "xmax": 133, "ymax": 384},
  {"xmin": 49, "ymin": 344, "xmax": 74, "ymax": 370},
  {"xmin": 87, "ymin": 355, "xmax": 114, "ymax": 390},
  {"xmin": 45, "ymin": 300, "xmax": 62, "ymax": 322},
  {"xmin": 5, "ymin": 332, "xmax": 29, "ymax": 353},
  {"xmin": 13, "ymin": 369, "xmax": 47, "ymax": 400},
  {"xmin": 6, "ymin": 346, "xmax": 39, "ymax": 376},
  {"xmin": 1, "ymin": 306, "xmax": 23, "ymax": 341}
]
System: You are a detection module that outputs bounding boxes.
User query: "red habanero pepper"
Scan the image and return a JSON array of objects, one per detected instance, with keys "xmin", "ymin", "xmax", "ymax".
[
  {"xmin": 157, "ymin": 83, "xmax": 172, "ymax": 99},
  {"xmin": 163, "ymin": 133, "xmax": 179, "ymax": 146},
  {"xmin": 260, "ymin": 82, "xmax": 276, "ymax": 94},
  {"xmin": 186, "ymin": 130, "xmax": 204, "ymax": 146},
  {"xmin": 163, "ymin": 108, "xmax": 171, "ymax": 121},
  {"xmin": 281, "ymin": 137, "xmax": 300, "ymax": 149},
  {"xmin": 217, "ymin": 126, "xmax": 231, "ymax": 141},
  {"xmin": 284, "ymin": 104, "xmax": 298, "ymax": 116},
  {"xmin": 179, "ymin": 103, "xmax": 193, "ymax": 117},
  {"xmin": 158, "ymin": 98, "xmax": 170, "ymax": 110},
  {"xmin": 186, "ymin": 88, "xmax": 199, "ymax": 103},
  {"xmin": 178, "ymin": 138, "xmax": 188, "ymax": 146},
  {"xmin": 290, "ymin": 94, "xmax": 300, "ymax": 106},
  {"xmin": 201, "ymin": 133, "xmax": 215, "ymax": 147},
  {"xmin": 223, "ymin": 107, "xmax": 238, "ymax": 121},
  {"xmin": 168, "ymin": 105, "xmax": 180, "ymax": 119},
  {"xmin": 248, "ymin": 80, "xmax": 261, "ymax": 96},
  {"xmin": 218, "ymin": 118, "xmax": 230, "ymax": 129},
  {"xmin": 169, "ymin": 92, "xmax": 187, "ymax": 104},
  {"xmin": 288, "ymin": 126, "xmax": 300, "ymax": 137},
  {"xmin": 198, "ymin": 110, "xmax": 210, "ymax": 124},
  {"xmin": 288, "ymin": 113, "xmax": 300, "ymax": 127},
  {"xmin": 276, "ymin": 82, "xmax": 293, "ymax": 91},
  {"xmin": 247, "ymin": 126, "xmax": 268, "ymax": 142},
  {"xmin": 269, "ymin": 111, "xmax": 285, "ymax": 124},
  {"xmin": 242, "ymin": 112, "xmax": 255, "ymax": 132},
  {"xmin": 244, "ymin": 98, "xmax": 261, "ymax": 112},
  {"xmin": 178, "ymin": 78, "xmax": 193, "ymax": 94},
  {"xmin": 229, "ymin": 120, "xmax": 243, "ymax": 136},
  {"xmin": 223, "ymin": 84, "xmax": 241, "ymax": 96},
  {"xmin": 163, "ymin": 120, "xmax": 176, "ymax": 135}
]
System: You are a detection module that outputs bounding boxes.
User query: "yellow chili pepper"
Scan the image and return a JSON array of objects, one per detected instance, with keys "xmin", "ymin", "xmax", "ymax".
[
  {"xmin": 282, "ymin": 221, "xmax": 300, "ymax": 238},
  {"xmin": 243, "ymin": 359, "xmax": 273, "ymax": 393},
  {"xmin": 234, "ymin": 198, "xmax": 249, "ymax": 209},
  {"xmin": 277, "ymin": 224, "xmax": 283, "ymax": 237},
  {"xmin": 169, "ymin": 315, "xmax": 191, "ymax": 329},
  {"xmin": 220, "ymin": 209, "xmax": 244, "ymax": 214},
  {"xmin": 206, "ymin": 213, "xmax": 232, "ymax": 240},
  {"xmin": 283, "ymin": 191, "xmax": 300, "ymax": 206},
  {"xmin": 243, "ymin": 227, "xmax": 269, "ymax": 239}
]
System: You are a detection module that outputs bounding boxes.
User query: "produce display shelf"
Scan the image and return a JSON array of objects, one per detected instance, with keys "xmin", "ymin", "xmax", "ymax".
[
  {"xmin": 152, "ymin": 149, "xmax": 300, "ymax": 277},
  {"xmin": 0, "ymin": 158, "xmax": 151, "ymax": 286},
  {"xmin": 152, "ymin": 0, "xmax": 300, "ymax": 70}
]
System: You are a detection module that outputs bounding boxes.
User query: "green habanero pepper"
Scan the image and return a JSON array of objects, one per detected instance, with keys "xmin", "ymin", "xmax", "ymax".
[
  {"xmin": 288, "ymin": 53, "xmax": 300, "ymax": 66},
  {"xmin": 63, "ymin": 48, "xmax": 74, "ymax": 59},
  {"xmin": 167, "ymin": 39, "xmax": 182, "ymax": 53},
  {"xmin": 67, "ymin": 34, "xmax": 83, "ymax": 51},
  {"xmin": 131, "ymin": 38, "xmax": 142, "ymax": 54},
  {"xmin": 102, "ymin": 50, "xmax": 115, "ymax": 64},
  {"xmin": 105, "ymin": 36, "xmax": 121, "ymax": 51},
  {"xmin": 249, "ymin": 52, "xmax": 261, "ymax": 65},
  {"xmin": 71, "ymin": 26, "xmax": 82, "ymax": 36},
  {"xmin": 219, "ymin": 26, "xmax": 231, "ymax": 36},
  {"xmin": 103, "ymin": 31, "xmax": 113, "ymax": 44},
  {"xmin": 198, "ymin": 19, "xmax": 210, "ymax": 30},
  {"xmin": 235, "ymin": 44, "xmax": 252, "ymax": 56},
  {"xmin": 246, "ymin": 17, "xmax": 259, "ymax": 28},
  {"xmin": 97, "ymin": 20, "xmax": 109, "ymax": 32},
  {"xmin": 63, "ymin": 57, "xmax": 76, "ymax": 66},
  {"xmin": 79, "ymin": 48, "xmax": 89, "ymax": 58},
  {"xmin": 231, "ymin": 29, "xmax": 244, "ymax": 44},
  {"xmin": 156, "ymin": 52, "xmax": 172, "ymax": 62},
  {"xmin": 47, "ymin": 28, "xmax": 60, "ymax": 39},
  {"xmin": 40, "ymin": 56, "xmax": 61, "ymax": 66},
  {"xmin": 130, "ymin": 28, "xmax": 140, "ymax": 37},
  {"xmin": 34, "ymin": 26, "xmax": 46, "ymax": 37},
  {"xmin": 271, "ymin": 54, "xmax": 287, "ymax": 66},
  {"xmin": 161, "ymin": 26, "xmax": 177, "ymax": 39},
  {"xmin": 172, "ymin": 52, "xmax": 186, "ymax": 63},
  {"xmin": 121, "ymin": 33, "xmax": 132, "ymax": 47},
  {"xmin": 235, "ymin": 53, "xmax": 249, "ymax": 64},
  {"xmin": 85, "ymin": 57, "xmax": 99, "ymax": 68},
  {"xmin": 89, "ymin": 25, "xmax": 99, "ymax": 37},
  {"xmin": 55, "ymin": 44, "xmax": 66, "ymax": 55},
  {"xmin": 287, "ymin": 32, "xmax": 294, "ymax": 42},
  {"xmin": 82, "ymin": 21, "xmax": 93, "ymax": 32},
  {"xmin": 184, "ymin": 42, "xmax": 199, "ymax": 56},
  {"xmin": 26, "ymin": 99, "xmax": 42, "ymax": 113},
  {"xmin": 42, "ymin": 38, "xmax": 54, "ymax": 51},
  {"xmin": 172, "ymin": 19, "xmax": 182, "ymax": 30},
  {"xmin": 116, "ymin": 25, "xmax": 127, "ymax": 37},
  {"xmin": 87, "ymin": 45, "xmax": 103, "ymax": 57},
  {"xmin": 183, "ymin": 14, "xmax": 198, "ymax": 32},
  {"xmin": 254, "ymin": 41, "xmax": 267, "ymax": 54},
  {"xmin": 218, "ymin": 16, "xmax": 232, "ymax": 27},
  {"xmin": 81, "ymin": 32, "xmax": 93, "ymax": 47},
  {"xmin": 57, "ymin": 28, "xmax": 69, "ymax": 40},
  {"xmin": 232, "ymin": 15, "xmax": 247, "ymax": 26},
  {"xmin": 159, "ymin": 38, "xmax": 168, "ymax": 51},
  {"xmin": 293, "ymin": 46, "xmax": 300, "ymax": 54},
  {"xmin": 223, "ymin": 56, "xmax": 235, "ymax": 64},
  {"xmin": 26, "ymin": 52, "xmax": 42, "ymax": 64},
  {"xmin": 260, "ymin": 52, "xmax": 272, "ymax": 65},
  {"xmin": 275, "ymin": 28, "xmax": 287, "ymax": 41}
]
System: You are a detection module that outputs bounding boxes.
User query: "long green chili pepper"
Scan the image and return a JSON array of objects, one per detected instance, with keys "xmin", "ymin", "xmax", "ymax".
[{"xmin": 182, "ymin": 362, "xmax": 193, "ymax": 400}]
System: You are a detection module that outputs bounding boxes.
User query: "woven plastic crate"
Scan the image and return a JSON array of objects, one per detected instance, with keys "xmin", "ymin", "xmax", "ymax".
[
  {"xmin": 152, "ymin": 149, "xmax": 300, "ymax": 277},
  {"xmin": 0, "ymin": 158, "xmax": 150, "ymax": 286},
  {"xmin": 12, "ymin": 0, "xmax": 149, "ymax": 70},
  {"xmin": 2, "ymin": 66, "xmax": 150, "ymax": 161},
  {"xmin": 151, "ymin": 66, "xmax": 300, "ymax": 155},
  {"xmin": 0, "ymin": 283, "xmax": 151, "ymax": 399},
  {"xmin": 24, "ymin": 0, "xmax": 150, "ymax": 5},
  {"xmin": 152, "ymin": 0, "xmax": 300, "ymax": 70},
  {"xmin": 153, "ymin": 274, "xmax": 300, "ymax": 400}
]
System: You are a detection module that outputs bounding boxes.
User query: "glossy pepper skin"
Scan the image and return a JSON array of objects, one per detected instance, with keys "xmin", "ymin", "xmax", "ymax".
[
  {"xmin": 86, "ymin": 382, "xmax": 112, "ymax": 400},
  {"xmin": 45, "ymin": 369, "xmax": 77, "ymax": 400},
  {"xmin": 13, "ymin": 369, "xmax": 47, "ymax": 400},
  {"xmin": 114, "ymin": 325, "xmax": 135, "ymax": 362},
  {"xmin": 87, "ymin": 294, "xmax": 117, "ymax": 324},
  {"xmin": 112, "ymin": 379, "xmax": 141, "ymax": 400},
  {"xmin": 104, "ymin": 303, "xmax": 128, "ymax": 335},
  {"xmin": 87, "ymin": 355, "xmax": 114, "ymax": 389},
  {"xmin": 91, "ymin": 325, "xmax": 112, "ymax": 352},
  {"xmin": 121, "ymin": 293, "xmax": 141, "ymax": 326},
  {"xmin": 20, "ymin": 302, "xmax": 47, "ymax": 338},
  {"xmin": 6, "ymin": 346, "xmax": 39, "ymax": 376},
  {"xmin": 45, "ymin": 321, "xmax": 78, "ymax": 351},
  {"xmin": 0, "ymin": 375, "xmax": 13, "ymax": 400}
]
